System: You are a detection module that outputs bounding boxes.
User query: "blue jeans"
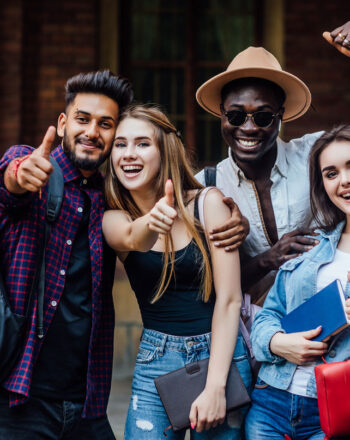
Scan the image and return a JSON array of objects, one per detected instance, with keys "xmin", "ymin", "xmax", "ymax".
[
  {"xmin": 245, "ymin": 379, "xmax": 324, "ymax": 440},
  {"xmin": 0, "ymin": 389, "xmax": 116, "ymax": 439},
  {"xmin": 124, "ymin": 328, "xmax": 252, "ymax": 440}
]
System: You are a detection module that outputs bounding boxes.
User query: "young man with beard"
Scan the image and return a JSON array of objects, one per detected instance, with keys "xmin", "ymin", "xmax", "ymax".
[{"xmin": 0, "ymin": 70, "xmax": 133, "ymax": 439}]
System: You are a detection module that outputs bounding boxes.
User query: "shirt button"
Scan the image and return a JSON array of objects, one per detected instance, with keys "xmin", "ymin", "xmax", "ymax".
[
  {"xmin": 51, "ymin": 300, "xmax": 57, "ymax": 307},
  {"xmin": 82, "ymin": 179, "xmax": 87, "ymax": 185},
  {"xmin": 329, "ymin": 350, "xmax": 336, "ymax": 358},
  {"xmin": 60, "ymin": 269, "xmax": 66, "ymax": 276},
  {"xmin": 66, "ymin": 239, "xmax": 72, "ymax": 246},
  {"xmin": 77, "ymin": 207, "xmax": 83, "ymax": 213}
]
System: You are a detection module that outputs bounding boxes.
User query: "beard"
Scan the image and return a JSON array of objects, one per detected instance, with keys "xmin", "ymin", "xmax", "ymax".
[{"xmin": 62, "ymin": 131, "xmax": 110, "ymax": 171}]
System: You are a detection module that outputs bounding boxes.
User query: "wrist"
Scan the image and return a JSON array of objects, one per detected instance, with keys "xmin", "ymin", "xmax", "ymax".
[
  {"xmin": 258, "ymin": 249, "xmax": 274, "ymax": 271},
  {"xmin": 4, "ymin": 159, "xmax": 28, "ymax": 194},
  {"xmin": 13, "ymin": 155, "xmax": 30, "ymax": 181},
  {"xmin": 205, "ymin": 377, "xmax": 227, "ymax": 392},
  {"xmin": 269, "ymin": 331, "xmax": 284, "ymax": 355}
]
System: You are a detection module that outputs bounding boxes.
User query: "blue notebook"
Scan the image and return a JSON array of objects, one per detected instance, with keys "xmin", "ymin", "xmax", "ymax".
[{"xmin": 281, "ymin": 279, "xmax": 350, "ymax": 341}]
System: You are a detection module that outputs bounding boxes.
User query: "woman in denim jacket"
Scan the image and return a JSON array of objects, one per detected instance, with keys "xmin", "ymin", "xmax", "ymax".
[{"xmin": 245, "ymin": 125, "xmax": 350, "ymax": 440}]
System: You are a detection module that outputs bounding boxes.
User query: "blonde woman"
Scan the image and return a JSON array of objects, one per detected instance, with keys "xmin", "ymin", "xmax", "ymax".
[{"xmin": 103, "ymin": 104, "xmax": 251, "ymax": 439}]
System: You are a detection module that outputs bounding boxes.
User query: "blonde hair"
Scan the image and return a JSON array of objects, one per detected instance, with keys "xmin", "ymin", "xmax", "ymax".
[{"xmin": 105, "ymin": 104, "xmax": 213, "ymax": 303}]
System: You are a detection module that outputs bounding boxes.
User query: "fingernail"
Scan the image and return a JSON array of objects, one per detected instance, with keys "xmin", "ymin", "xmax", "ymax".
[
  {"xmin": 307, "ymin": 246, "xmax": 313, "ymax": 250},
  {"xmin": 214, "ymin": 242, "xmax": 219, "ymax": 247},
  {"xmin": 209, "ymin": 235, "xmax": 214, "ymax": 240},
  {"xmin": 190, "ymin": 423, "xmax": 195, "ymax": 429}
]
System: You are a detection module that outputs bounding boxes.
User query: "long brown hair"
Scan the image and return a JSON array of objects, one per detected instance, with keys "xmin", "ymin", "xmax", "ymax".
[
  {"xmin": 309, "ymin": 125, "xmax": 350, "ymax": 231},
  {"xmin": 105, "ymin": 104, "xmax": 213, "ymax": 302}
]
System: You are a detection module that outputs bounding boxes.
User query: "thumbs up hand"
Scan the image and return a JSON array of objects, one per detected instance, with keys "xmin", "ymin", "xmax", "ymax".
[
  {"xmin": 149, "ymin": 179, "xmax": 177, "ymax": 234},
  {"xmin": 16, "ymin": 126, "xmax": 55, "ymax": 193}
]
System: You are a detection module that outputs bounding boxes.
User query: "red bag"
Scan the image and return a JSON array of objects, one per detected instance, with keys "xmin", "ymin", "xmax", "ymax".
[{"xmin": 314, "ymin": 359, "xmax": 350, "ymax": 439}]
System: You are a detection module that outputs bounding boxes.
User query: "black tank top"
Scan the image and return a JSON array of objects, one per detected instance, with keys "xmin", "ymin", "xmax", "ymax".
[{"xmin": 123, "ymin": 195, "xmax": 215, "ymax": 336}]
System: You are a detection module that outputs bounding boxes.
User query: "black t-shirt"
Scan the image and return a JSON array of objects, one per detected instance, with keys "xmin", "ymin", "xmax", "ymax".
[
  {"xmin": 123, "ymin": 194, "xmax": 215, "ymax": 336},
  {"xmin": 31, "ymin": 191, "xmax": 92, "ymax": 401}
]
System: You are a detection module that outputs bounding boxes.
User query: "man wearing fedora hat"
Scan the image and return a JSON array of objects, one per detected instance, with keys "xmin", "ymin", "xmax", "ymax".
[
  {"xmin": 196, "ymin": 45, "xmax": 323, "ymax": 303},
  {"xmin": 195, "ymin": 18, "xmax": 350, "ymax": 304}
]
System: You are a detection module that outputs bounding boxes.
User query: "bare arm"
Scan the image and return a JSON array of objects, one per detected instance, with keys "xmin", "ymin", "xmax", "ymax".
[
  {"xmin": 102, "ymin": 180, "xmax": 177, "ymax": 253},
  {"xmin": 208, "ymin": 197, "xmax": 249, "ymax": 252},
  {"xmin": 189, "ymin": 189, "xmax": 242, "ymax": 432}
]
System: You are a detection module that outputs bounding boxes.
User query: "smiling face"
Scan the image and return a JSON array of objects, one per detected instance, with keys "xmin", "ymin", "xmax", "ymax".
[
  {"xmin": 57, "ymin": 93, "xmax": 119, "ymax": 175},
  {"xmin": 220, "ymin": 80, "xmax": 284, "ymax": 168},
  {"xmin": 320, "ymin": 140, "xmax": 350, "ymax": 220},
  {"xmin": 111, "ymin": 117, "xmax": 161, "ymax": 194}
]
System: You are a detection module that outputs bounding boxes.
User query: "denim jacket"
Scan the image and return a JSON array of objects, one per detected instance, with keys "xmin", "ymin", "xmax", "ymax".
[{"xmin": 251, "ymin": 221, "xmax": 350, "ymax": 397}]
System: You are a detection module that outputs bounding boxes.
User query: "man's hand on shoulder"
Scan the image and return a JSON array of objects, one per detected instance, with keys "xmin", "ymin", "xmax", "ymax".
[
  {"xmin": 208, "ymin": 197, "xmax": 249, "ymax": 252},
  {"xmin": 263, "ymin": 228, "xmax": 319, "ymax": 271},
  {"xmin": 5, "ymin": 126, "xmax": 55, "ymax": 194},
  {"xmin": 323, "ymin": 21, "xmax": 350, "ymax": 57}
]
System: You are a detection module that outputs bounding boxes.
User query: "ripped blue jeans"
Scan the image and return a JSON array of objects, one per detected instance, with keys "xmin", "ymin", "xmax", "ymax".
[{"xmin": 124, "ymin": 328, "xmax": 252, "ymax": 440}]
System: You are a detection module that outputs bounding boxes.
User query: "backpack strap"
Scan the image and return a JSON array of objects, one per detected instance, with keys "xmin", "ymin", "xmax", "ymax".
[
  {"xmin": 46, "ymin": 157, "xmax": 64, "ymax": 223},
  {"xmin": 37, "ymin": 157, "xmax": 64, "ymax": 338},
  {"xmin": 204, "ymin": 166, "xmax": 217, "ymax": 187}
]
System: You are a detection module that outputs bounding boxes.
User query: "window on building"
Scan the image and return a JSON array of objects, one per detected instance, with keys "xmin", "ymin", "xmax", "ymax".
[{"xmin": 119, "ymin": 0, "xmax": 261, "ymax": 166}]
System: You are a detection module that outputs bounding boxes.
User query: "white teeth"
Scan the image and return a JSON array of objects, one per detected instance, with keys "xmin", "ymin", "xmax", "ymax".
[
  {"xmin": 122, "ymin": 165, "xmax": 143, "ymax": 171},
  {"xmin": 341, "ymin": 193, "xmax": 350, "ymax": 199},
  {"xmin": 238, "ymin": 139, "xmax": 259, "ymax": 147}
]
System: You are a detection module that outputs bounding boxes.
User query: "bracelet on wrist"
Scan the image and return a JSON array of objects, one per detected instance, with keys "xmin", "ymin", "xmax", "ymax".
[{"xmin": 13, "ymin": 156, "xmax": 30, "ymax": 180}]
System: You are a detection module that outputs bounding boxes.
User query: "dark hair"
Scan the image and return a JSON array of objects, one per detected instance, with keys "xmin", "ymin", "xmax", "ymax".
[
  {"xmin": 65, "ymin": 70, "xmax": 134, "ymax": 112},
  {"xmin": 221, "ymin": 77, "xmax": 286, "ymax": 108},
  {"xmin": 309, "ymin": 124, "xmax": 350, "ymax": 231}
]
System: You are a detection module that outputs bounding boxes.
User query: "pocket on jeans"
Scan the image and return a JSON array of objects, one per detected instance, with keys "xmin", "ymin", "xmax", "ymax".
[
  {"xmin": 254, "ymin": 378, "xmax": 269, "ymax": 389},
  {"xmin": 135, "ymin": 341, "xmax": 158, "ymax": 364}
]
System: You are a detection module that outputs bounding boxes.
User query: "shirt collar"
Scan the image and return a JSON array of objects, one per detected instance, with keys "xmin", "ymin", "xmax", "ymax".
[
  {"xmin": 228, "ymin": 136, "xmax": 287, "ymax": 184},
  {"xmin": 51, "ymin": 145, "xmax": 103, "ymax": 190}
]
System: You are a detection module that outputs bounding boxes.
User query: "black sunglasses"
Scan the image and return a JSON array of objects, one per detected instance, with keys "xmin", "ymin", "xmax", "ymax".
[{"xmin": 221, "ymin": 107, "xmax": 282, "ymax": 128}]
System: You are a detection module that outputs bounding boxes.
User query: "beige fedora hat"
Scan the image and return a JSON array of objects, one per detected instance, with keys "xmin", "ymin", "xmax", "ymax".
[{"xmin": 196, "ymin": 47, "xmax": 311, "ymax": 122}]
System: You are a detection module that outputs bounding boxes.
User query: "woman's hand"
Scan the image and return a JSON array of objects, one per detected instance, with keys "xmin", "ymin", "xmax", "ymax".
[
  {"xmin": 323, "ymin": 21, "xmax": 350, "ymax": 57},
  {"xmin": 148, "ymin": 179, "xmax": 177, "ymax": 234},
  {"xmin": 270, "ymin": 327, "xmax": 328, "ymax": 365},
  {"xmin": 189, "ymin": 386, "xmax": 226, "ymax": 432}
]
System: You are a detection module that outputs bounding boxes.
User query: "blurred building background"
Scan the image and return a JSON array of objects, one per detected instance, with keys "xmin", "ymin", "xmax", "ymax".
[{"xmin": 1, "ymin": 0, "xmax": 350, "ymax": 436}]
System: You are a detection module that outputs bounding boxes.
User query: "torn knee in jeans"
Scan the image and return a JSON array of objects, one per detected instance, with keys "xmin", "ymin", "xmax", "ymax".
[{"xmin": 136, "ymin": 419, "xmax": 154, "ymax": 431}]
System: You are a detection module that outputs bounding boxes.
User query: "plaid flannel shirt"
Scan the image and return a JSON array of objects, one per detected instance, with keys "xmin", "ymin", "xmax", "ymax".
[{"xmin": 0, "ymin": 145, "xmax": 115, "ymax": 418}]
